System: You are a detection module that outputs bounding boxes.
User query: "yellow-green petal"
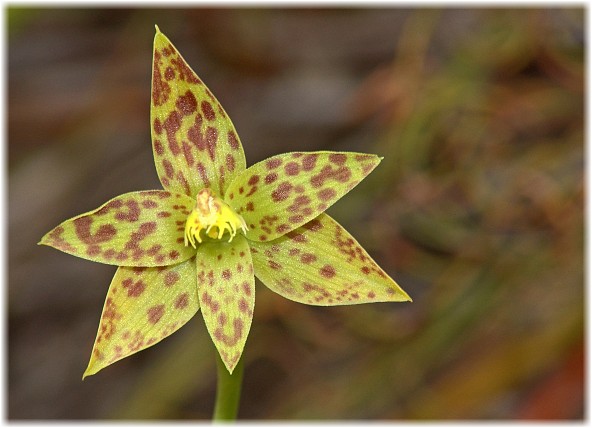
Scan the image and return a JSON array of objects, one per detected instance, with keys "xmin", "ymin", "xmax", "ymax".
[
  {"xmin": 151, "ymin": 27, "xmax": 246, "ymax": 198},
  {"xmin": 196, "ymin": 236, "xmax": 254, "ymax": 373},
  {"xmin": 83, "ymin": 259, "xmax": 199, "ymax": 378},
  {"xmin": 250, "ymin": 213, "xmax": 411, "ymax": 305},
  {"xmin": 39, "ymin": 191, "xmax": 196, "ymax": 267},
  {"xmin": 225, "ymin": 151, "xmax": 381, "ymax": 242}
]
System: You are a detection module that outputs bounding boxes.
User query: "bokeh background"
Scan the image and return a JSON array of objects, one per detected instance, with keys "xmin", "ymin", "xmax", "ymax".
[{"xmin": 8, "ymin": 7, "xmax": 584, "ymax": 420}]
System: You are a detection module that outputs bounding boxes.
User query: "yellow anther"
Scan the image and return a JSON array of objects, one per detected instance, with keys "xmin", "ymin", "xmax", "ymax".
[{"xmin": 184, "ymin": 188, "xmax": 248, "ymax": 248}]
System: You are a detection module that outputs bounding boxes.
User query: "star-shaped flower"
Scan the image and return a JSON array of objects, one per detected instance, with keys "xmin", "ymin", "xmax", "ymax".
[{"xmin": 39, "ymin": 26, "xmax": 411, "ymax": 377}]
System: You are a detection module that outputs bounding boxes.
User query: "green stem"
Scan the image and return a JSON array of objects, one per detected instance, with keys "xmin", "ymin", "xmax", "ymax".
[{"xmin": 213, "ymin": 353, "xmax": 244, "ymax": 421}]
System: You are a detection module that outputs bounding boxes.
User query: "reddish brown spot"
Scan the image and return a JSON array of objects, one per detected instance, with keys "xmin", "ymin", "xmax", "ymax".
[
  {"xmin": 228, "ymin": 131, "xmax": 240, "ymax": 150},
  {"xmin": 318, "ymin": 188, "xmax": 337, "ymax": 201},
  {"xmin": 268, "ymin": 260, "xmax": 282, "ymax": 270},
  {"xmin": 222, "ymin": 269, "xmax": 232, "ymax": 281},
  {"xmin": 241, "ymin": 281, "xmax": 251, "ymax": 296},
  {"xmin": 157, "ymin": 211, "xmax": 172, "ymax": 218},
  {"xmin": 142, "ymin": 200, "xmax": 158, "ymax": 209},
  {"xmin": 271, "ymin": 182, "xmax": 293, "ymax": 202},
  {"xmin": 104, "ymin": 249, "xmax": 116, "ymax": 259},
  {"xmin": 152, "ymin": 63, "xmax": 171, "ymax": 106},
  {"xmin": 187, "ymin": 114, "xmax": 205, "ymax": 149},
  {"xmin": 259, "ymin": 235, "xmax": 267, "ymax": 241},
  {"xmin": 74, "ymin": 217, "xmax": 117, "ymax": 245},
  {"xmin": 147, "ymin": 305, "xmax": 165, "ymax": 324},
  {"xmin": 46, "ymin": 226, "xmax": 75, "ymax": 252},
  {"xmin": 303, "ymin": 218, "xmax": 323, "ymax": 232},
  {"xmin": 201, "ymin": 100, "xmax": 216, "ymax": 121},
  {"xmin": 214, "ymin": 318, "xmax": 244, "ymax": 346},
  {"xmin": 205, "ymin": 126, "xmax": 218, "ymax": 162},
  {"xmin": 87, "ymin": 245, "xmax": 101, "ymax": 256},
  {"xmin": 301, "ymin": 253, "xmax": 317, "ymax": 264},
  {"xmin": 320, "ymin": 264, "xmax": 336, "ymax": 279},
  {"xmin": 169, "ymin": 250, "xmax": 180, "ymax": 260},
  {"xmin": 238, "ymin": 298, "xmax": 249, "ymax": 313},
  {"xmin": 290, "ymin": 195, "xmax": 311, "ymax": 212},
  {"xmin": 248, "ymin": 175, "xmax": 260, "ymax": 186},
  {"xmin": 266, "ymin": 158, "xmax": 282, "ymax": 170},
  {"xmin": 287, "ymin": 231, "xmax": 308, "ymax": 243},
  {"xmin": 311, "ymin": 165, "xmax": 352, "ymax": 188},
  {"xmin": 361, "ymin": 266, "xmax": 371, "ymax": 275},
  {"xmin": 367, "ymin": 291, "xmax": 376, "ymax": 298},
  {"xmin": 122, "ymin": 278, "xmax": 146, "ymax": 297},
  {"xmin": 147, "ymin": 244, "xmax": 162, "ymax": 256},
  {"xmin": 175, "ymin": 293, "xmax": 189, "ymax": 309},
  {"xmin": 284, "ymin": 161, "xmax": 300, "ymax": 176},
  {"xmin": 170, "ymin": 56, "xmax": 200, "ymax": 84},
  {"xmin": 246, "ymin": 186, "xmax": 258, "ymax": 197},
  {"xmin": 265, "ymin": 172, "xmax": 278, "ymax": 184},
  {"xmin": 246, "ymin": 202, "xmax": 254, "ymax": 211},
  {"xmin": 153, "ymin": 139, "xmax": 164, "ymax": 156},
  {"xmin": 276, "ymin": 224, "xmax": 290, "ymax": 233},
  {"xmin": 302, "ymin": 153, "xmax": 318, "ymax": 171},
  {"xmin": 289, "ymin": 215, "xmax": 304, "ymax": 224},
  {"xmin": 218, "ymin": 313, "xmax": 228, "ymax": 326},
  {"xmin": 226, "ymin": 153, "xmax": 236, "ymax": 172},
  {"xmin": 163, "ymin": 110, "xmax": 182, "ymax": 155},
  {"xmin": 115, "ymin": 199, "xmax": 142, "ymax": 222},
  {"xmin": 164, "ymin": 66, "xmax": 175, "ymax": 80},
  {"xmin": 196, "ymin": 162, "xmax": 210, "ymax": 187},
  {"xmin": 329, "ymin": 153, "xmax": 347, "ymax": 165},
  {"xmin": 153, "ymin": 118, "xmax": 163, "ymax": 135},
  {"xmin": 162, "ymin": 159, "xmax": 174, "ymax": 178},
  {"xmin": 201, "ymin": 291, "xmax": 215, "ymax": 310},
  {"xmin": 181, "ymin": 141, "xmax": 195, "ymax": 166},
  {"xmin": 165, "ymin": 271, "xmax": 180, "ymax": 287}
]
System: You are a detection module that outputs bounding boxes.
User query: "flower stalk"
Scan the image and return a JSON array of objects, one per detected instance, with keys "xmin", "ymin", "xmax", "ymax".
[{"xmin": 213, "ymin": 353, "xmax": 244, "ymax": 421}]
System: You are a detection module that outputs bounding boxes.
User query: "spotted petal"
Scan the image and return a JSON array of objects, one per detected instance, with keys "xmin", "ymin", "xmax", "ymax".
[
  {"xmin": 39, "ymin": 191, "xmax": 195, "ymax": 267},
  {"xmin": 196, "ymin": 235, "xmax": 254, "ymax": 373},
  {"xmin": 225, "ymin": 151, "xmax": 381, "ymax": 242},
  {"xmin": 83, "ymin": 259, "xmax": 199, "ymax": 378},
  {"xmin": 151, "ymin": 27, "xmax": 246, "ymax": 198},
  {"xmin": 250, "ymin": 213, "xmax": 411, "ymax": 305}
]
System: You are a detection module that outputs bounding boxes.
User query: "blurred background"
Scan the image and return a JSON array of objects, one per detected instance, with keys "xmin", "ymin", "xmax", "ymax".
[{"xmin": 8, "ymin": 7, "xmax": 584, "ymax": 420}]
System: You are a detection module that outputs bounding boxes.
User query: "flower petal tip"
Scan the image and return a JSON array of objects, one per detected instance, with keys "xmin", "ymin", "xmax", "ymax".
[
  {"xmin": 81, "ymin": 368, "xmax": 94, "ymax": 381},
  {"xmin": 154, "ymin": 24, "xmax": 161, "ymax": 34}
]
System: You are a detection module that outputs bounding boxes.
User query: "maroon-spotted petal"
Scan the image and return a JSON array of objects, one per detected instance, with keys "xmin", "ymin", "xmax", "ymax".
[
  {"xmin": 250, "ymin": 213, "xmax": 411, "ymax": 305},
  {"xmin": 151, "ymin": 27, "xmax": 246, "ymax": 198},
  {"xmin": 39, "ymin": 191, "xmax": 196, "ymax": 267},
  {"xmin": 83, "ymin": 259, "xmax": 199, "ymax": 378},
  {"xmin": 196, "ymin": 235, "xmax": 255, "ymax": 373},
  {"xmin": 224, "ymin": 151, "xmax": 381, "ymax": 242}
]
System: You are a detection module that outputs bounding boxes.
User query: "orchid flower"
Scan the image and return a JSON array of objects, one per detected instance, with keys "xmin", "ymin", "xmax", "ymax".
[{"xmin": 40, "ymin": 26, "xmax": 411, "ymax": 379}]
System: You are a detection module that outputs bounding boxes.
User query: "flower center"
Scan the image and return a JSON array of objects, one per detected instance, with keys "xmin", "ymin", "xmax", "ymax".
[{"xmin": 184, "ymin": 188, "xmax": 248, "ymax": 248}]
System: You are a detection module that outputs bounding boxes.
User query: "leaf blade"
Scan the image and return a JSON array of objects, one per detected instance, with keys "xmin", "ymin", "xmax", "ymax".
[
  {"xmin": 225, "ymin": 151, "xmax": 381, "ymax": 242},
  {"xmin": 250, "ymin": 213, "xmax": 411, "ymax": 305},
  {"xmin": 151, "ymin": 28, "xmax": 246, "ymax": 198}
]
